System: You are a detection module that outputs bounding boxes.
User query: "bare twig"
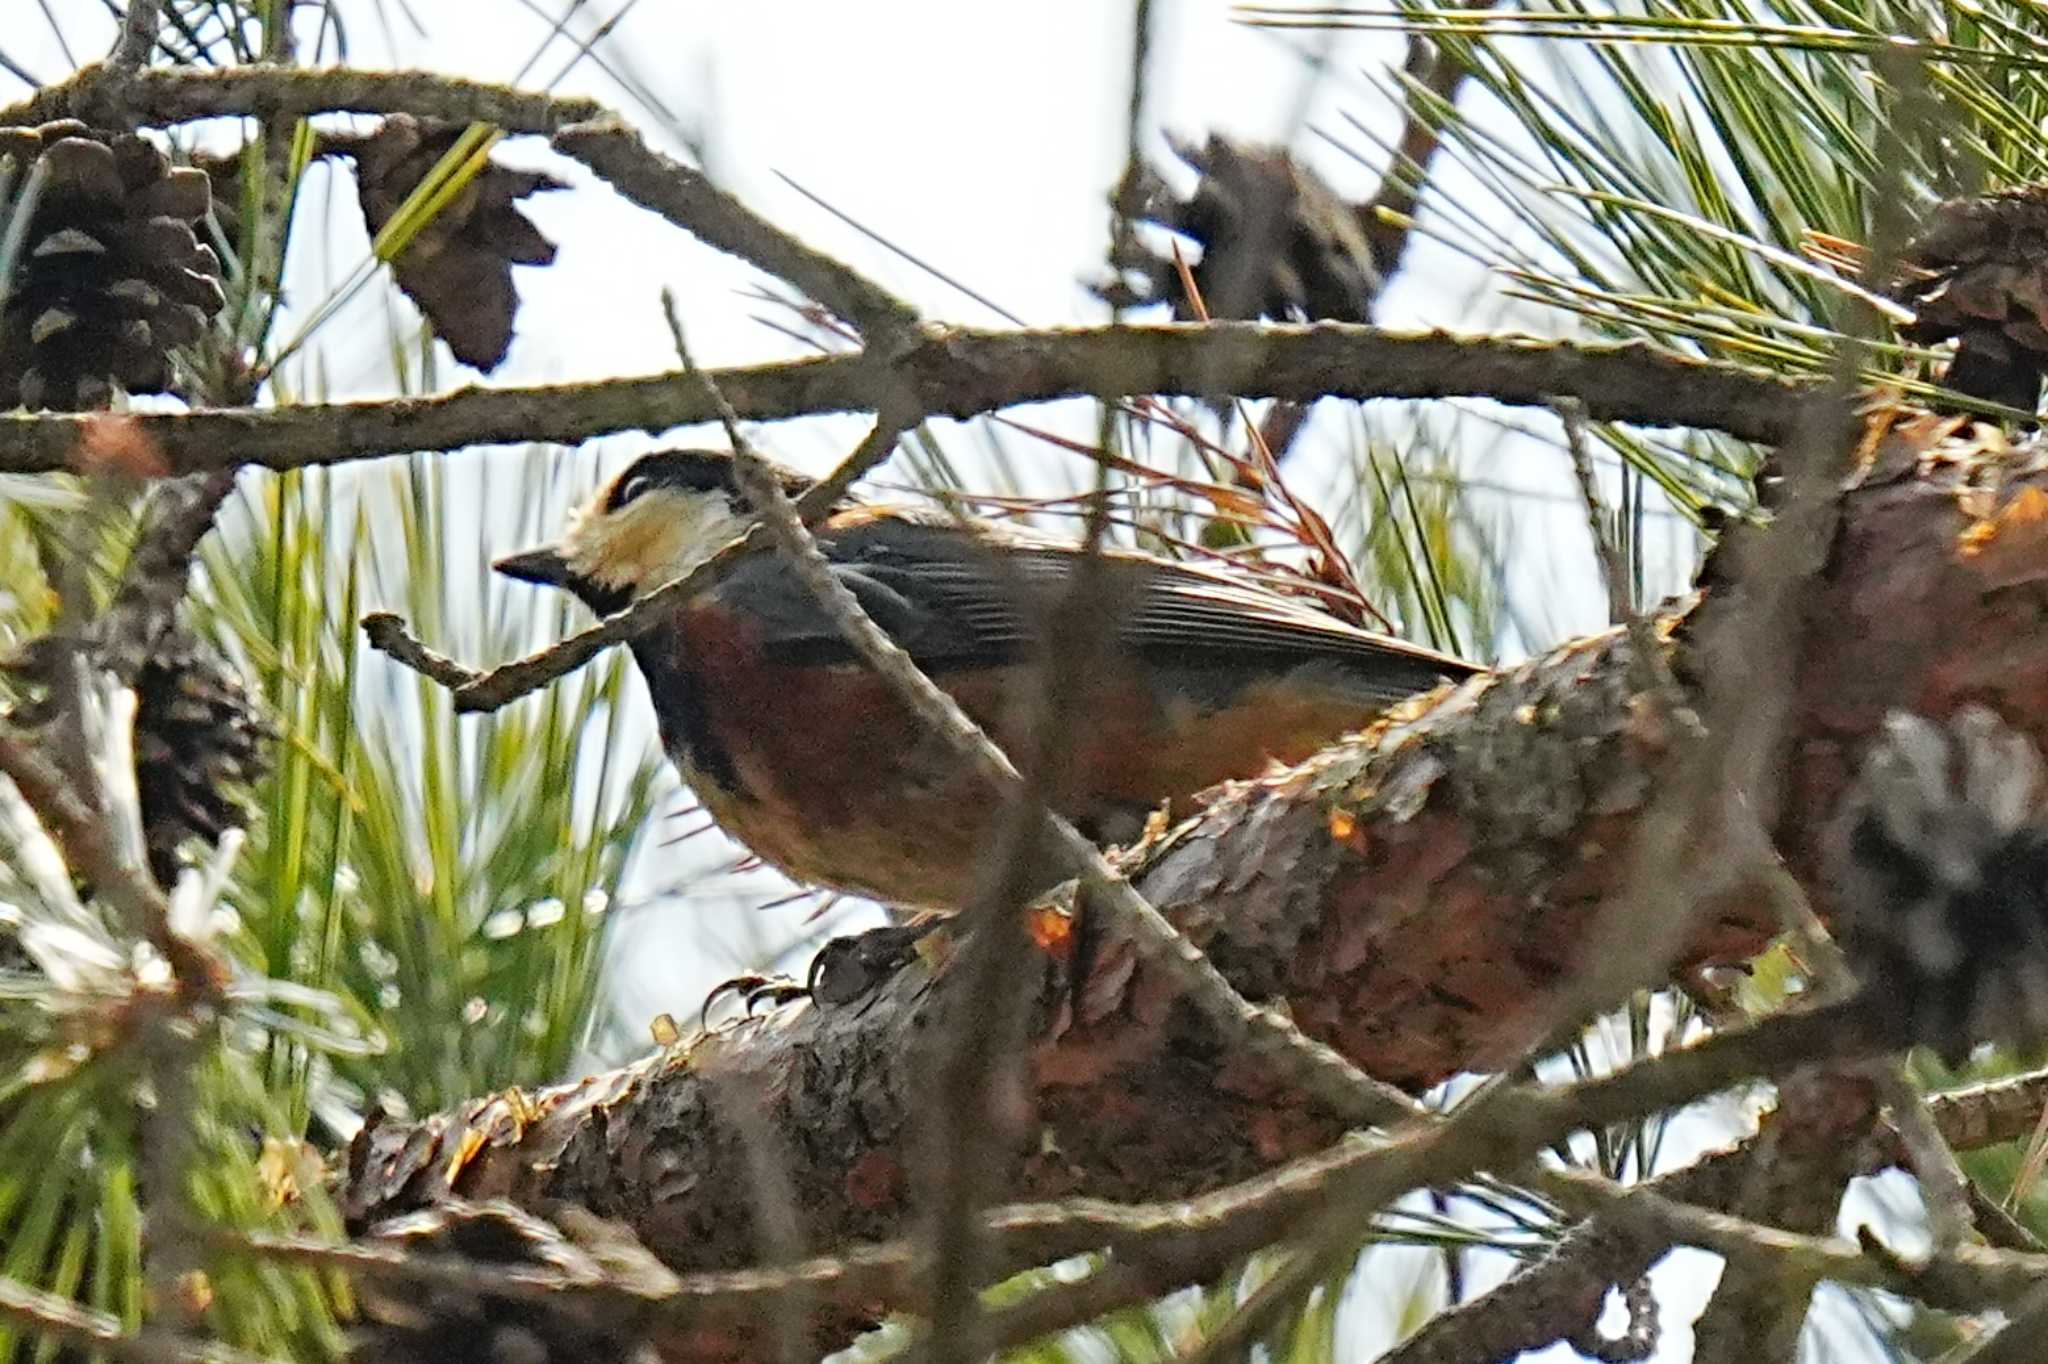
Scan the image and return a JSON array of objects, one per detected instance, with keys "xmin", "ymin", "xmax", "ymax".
[
  {"xmin": 1558, "ymin": 396, "xmax": 1678, "ymax": 704},
  {"xmin": 358, "ymin": 613, "xmax": 483, "ymax": 689},
  {"xmin": 1530, "ymin": 1167, "xmax": 2044, "ymax": 1313},
  {"xmin": 0, "ymin": 326, "xmax": 1814, "ymax": 478},
  {"xmin": 1384, "ymin": 1051, "xmax": 1943, "ymax": 1364},
  {"xmin": 96, "ymin": 471, "xmax": 238, "ymax": 682},
  {"xmin": 1683, "ymin": 43, "xmax": 1942, "ymax": 1353},
  {"xmin": 1689, "ymin": 1069, "xmax": 1877, "ymax": 1364},
  {"xmin": 1379, "ymin": 1214, "xmax": 1669, "ymax": 1364},
  {"xmin": 1559, "ymin": 398, "xmax": 1636, "ymax": 628},
  {"xmin": 0, "ymin": 1272, "xmax": 282, "ymax": 1364},
  {"xmin": 108, "ymin": 0, "xmax": 163, "ymax": 69},
  {"xmin": 973, "ymin": 997, "xmax": 1893, "ymax": 1353},
  {"xmin": 1357, "ymin": 3, "xmax": 1500, "ymax": 284}
]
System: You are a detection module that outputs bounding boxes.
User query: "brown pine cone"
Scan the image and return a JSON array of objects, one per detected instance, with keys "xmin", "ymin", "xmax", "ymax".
[
  {"xmin": 0, "ymin": 121, "xmax": 226, "ymax": 411},
  {"xmin": 1100, "ymin": 133, "xmax": 1382, "ymax": 323},
  {"xmin": 1827, "ymin": 706, "xmax": 2048, "ymax": 1064},
  {"xmin": 350, "ymin": 1202, "xmax": 669, "ymax": 1364},
  {"xmin": 4, "ymin": 628, "xmax": 270, "ymax": 886},
  {"xmin": 1887, "ymin": 182, "xmax": 2048, "ymax": 411},
  {"xmin": 351, "ymin": 115, "xmax": 565, "ymax": 372}
]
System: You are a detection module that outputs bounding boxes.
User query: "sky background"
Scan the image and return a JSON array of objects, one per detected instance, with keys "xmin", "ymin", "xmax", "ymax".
[{"xmin": 2, "ymin": 4, "xmax": 1901, "ymax": 1360}]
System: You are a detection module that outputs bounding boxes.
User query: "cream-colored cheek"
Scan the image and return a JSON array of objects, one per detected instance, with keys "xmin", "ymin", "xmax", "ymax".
[{"xmin": 565, "ymin": 497, "xmax": 749, "ymax": 597}]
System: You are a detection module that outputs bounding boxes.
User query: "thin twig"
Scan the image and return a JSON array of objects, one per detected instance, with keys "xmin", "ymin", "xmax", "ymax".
[
  {"xmin": 1557, "ymin": 396, "xmax": 1680, "ymax": 705},
  {"xmin": 97, "ymin": 470, "xmax": 238, "ymax": 683},
  {"xmin": 974, "ymin": 998, "xmax": 1896, "ymax": 1353},
  {"xmin": 1529, "ymin": 1167, "xmax": 2039, "ymax": 1313},
  {"xmin": 0, "ymin": 1272, "xmax": 282, "ymax": 1364},
  {"xmin": 1499, "ymin": 371, "xmax": 1858, "ymax": 1142},
  {"xmin": 1356, "ymin": 4, "xmax": 1499, "ymax": 282},
  {"xmin": 1559, "ymin": 398, "xmax": 1635, "ymax": 628},
  {"xmin": 1378, "ymin": 1212, "xmax": 1669, "ymax": 1364},
  {"xmin": 358, "ymin": 613, "xmax": 483, "ymax": 689},
  {"xmin": 1684, "ymin": 39, "xmax": 1943, "ymax": 1354},
  {"xmin": 108, "ymin": 0, "xmax": 163, "ymax": 69},
  {"xmin": 0, "ymin": 325, "xmax": 1815, "ymax": 478}
]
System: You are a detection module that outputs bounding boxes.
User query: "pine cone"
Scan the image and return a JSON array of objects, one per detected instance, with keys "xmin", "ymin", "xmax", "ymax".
[
  {"xmin": 0, "ymin": 120, "xmax": 225, "ymax": 411},
  {"xmin": 1100, "ymin": 133, "xmax": 1382, "ymax": 323},
  {"xmin": 1887, "ymin": 182, "xmax": 2048, "ymax": 411},
  {"xmin": 351, "ymin": 1202, "xmax": 669, "ymax": 1364},
  {"xmin": 4, "ymin": 629, "xmax": 269, "ymax": 886},
  {"xmin": 351, "ymin": 115, "xmax": 564, "ymax": 372},
  {"xmin": 1828, "ymin": 706, "xmax": 2048, "ymax": 1064}
]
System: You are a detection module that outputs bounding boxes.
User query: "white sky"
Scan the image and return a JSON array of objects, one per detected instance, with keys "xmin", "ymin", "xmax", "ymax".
[{"xmin": 5, "ymin": 5, "xmax": 1894, "ymax": 1361}]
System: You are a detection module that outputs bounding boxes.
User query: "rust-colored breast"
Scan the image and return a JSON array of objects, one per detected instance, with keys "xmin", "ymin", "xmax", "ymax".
[{"xmin": 645, "ymin": 603, "xmax": 1396, "ymax": 910}]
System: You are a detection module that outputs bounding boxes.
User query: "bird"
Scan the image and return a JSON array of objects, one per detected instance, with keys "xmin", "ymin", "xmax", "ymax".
[{"xmin": 495, "ymin": 448, "xmax": 1482, "ymax": 911}]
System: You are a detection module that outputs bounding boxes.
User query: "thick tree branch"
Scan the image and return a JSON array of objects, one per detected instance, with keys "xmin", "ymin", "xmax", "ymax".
[
  {"xmin": 334, "ymin": 988, "xmax": 1885, "ymax": 1357},
  {"xmin": 0, "ymin": 64, "xmax": 606, "ymax": 134},
  {"xmin": 330, "ymin": 411, "xmax": 2048, "ymax": 1358},
  {"xmin": 0, "ymin": 326, "xmax": 1811, "ymax": 478}
]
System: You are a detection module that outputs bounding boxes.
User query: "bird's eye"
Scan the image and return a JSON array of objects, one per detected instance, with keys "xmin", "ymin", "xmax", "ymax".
[{"xmin": 611, "ymin": 472, "xmax": 655, "ymax": 510}]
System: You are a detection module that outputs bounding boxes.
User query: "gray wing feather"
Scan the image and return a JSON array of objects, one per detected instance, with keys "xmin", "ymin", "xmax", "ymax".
[{"xmin": 716, "ymin": 517, "xmax": 1477, "ymax": 694}]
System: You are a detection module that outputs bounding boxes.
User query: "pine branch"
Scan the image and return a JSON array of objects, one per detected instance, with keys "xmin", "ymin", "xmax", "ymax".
[
  {"xmin": 0, "ymin": 326, "xmax": 1811, "ymax": 479},
  {"xmin": 1, "ymin": 63, "xmax": 606, "ymax": 134}
]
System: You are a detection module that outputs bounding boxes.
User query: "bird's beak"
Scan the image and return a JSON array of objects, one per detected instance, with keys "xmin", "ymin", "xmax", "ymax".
[{"xmin": 493, "ymin": 544, "xmax": 573, "ymax": 587}]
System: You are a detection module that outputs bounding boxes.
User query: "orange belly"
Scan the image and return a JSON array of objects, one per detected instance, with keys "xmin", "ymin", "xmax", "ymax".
[{"xmin": 671, "ymin": 647, "xmax": 1388, "ymax": 910}]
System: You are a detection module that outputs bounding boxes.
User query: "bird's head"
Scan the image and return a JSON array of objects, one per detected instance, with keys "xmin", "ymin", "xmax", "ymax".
[{"xmin": 494, "ymin": 448, "xmax": 813, "ymax": 615}]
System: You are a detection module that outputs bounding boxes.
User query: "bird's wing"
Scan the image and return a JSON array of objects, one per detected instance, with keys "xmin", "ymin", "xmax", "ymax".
[{"xmin": 714, "ymin": 515, "xmax": 1479, "ymax": 704}]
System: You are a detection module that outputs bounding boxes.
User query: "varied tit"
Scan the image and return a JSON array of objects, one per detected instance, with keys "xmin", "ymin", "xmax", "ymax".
[{"xmin": 496, "ymin": 448, "xmax": 1481, "ymax": 910}]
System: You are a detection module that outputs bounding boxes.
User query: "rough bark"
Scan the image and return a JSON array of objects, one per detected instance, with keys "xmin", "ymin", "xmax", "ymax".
[{"xmin": 339, "ymin": 412, "xmax": 2048, "ymax": 1358}]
